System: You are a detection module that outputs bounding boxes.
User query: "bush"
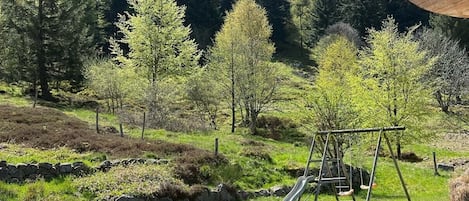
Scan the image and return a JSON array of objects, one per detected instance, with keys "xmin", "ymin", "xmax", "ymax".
[
  {"xmin": 73, "ymin": 164, "xmax": 188, "ymax": 200},
  {"xmin": 256, "ymin": 115, "xmax": 299, "ymax": 140},
  {"xmin": 450, "ymin": 170, "xmax": 469, "ymax": 201},
  {"xmin": 240, "ymin": 147, "xmax": 273, "ymax": 163},
  {"xmin": 173, "ymin": 150, "xmax": 228, "ymax": 185}
]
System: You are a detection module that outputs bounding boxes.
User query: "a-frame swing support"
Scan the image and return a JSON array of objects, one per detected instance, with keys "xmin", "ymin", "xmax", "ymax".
[
  {"xmin": 316, "ymin": 126, "xmax": 411, "ymax": 201},
  {"xmin": 283, "ymin": 126, "xmax": 412, "ymax": 201}
]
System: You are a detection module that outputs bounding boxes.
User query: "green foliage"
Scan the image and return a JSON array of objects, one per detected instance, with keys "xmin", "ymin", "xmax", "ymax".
[
  {"xmin": 0, "ymin": 0, "xmax": 101, "ymax": 97},
  {"xmin": 357, "ymin": 17, "xmax": 434, "ymax": 154},
  {"xmin": 290, "ymin": 0, "xmax": 315, "ymax": 47},
  {"xmin": 430, "ymin": 14, "xmax": 469, "ymax": 50},
  {"xmin": 210, "ymin": 0, "xmax": 279, "ymax": 134},
  {"xmin": 111, "ymin": 0, "xmax": 200, "ymax": 126},
  {"xmin": 83, "ymin": 58, "xmax": 145, "ymax": 113},
  {"xmin": 74, "ymin": 164, "xmax": 188, "ymax": 200},
  {"xmin": 308, "ymin": 36, "xmax": 359, "ymax": 130}
]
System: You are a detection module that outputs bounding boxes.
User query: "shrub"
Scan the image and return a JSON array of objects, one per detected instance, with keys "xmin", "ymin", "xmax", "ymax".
[
  {"xmin": 73, "ymin": 164, "xmax": 188, "ymax": 200},
  {"xmin": 173, "ymin": 150, "xmax": 228, "ymax": 185},
  {"xmin": 450, "ymin": 170, "xmax": 469, "ymax": 201},
  {"xmin": 240, "ymin": 147, "xmax": 273, "ymax": 163}
]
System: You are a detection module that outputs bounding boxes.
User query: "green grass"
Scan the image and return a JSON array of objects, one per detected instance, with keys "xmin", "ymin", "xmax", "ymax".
[
  {"xmin": 0, "ymin": 177, "xmax": 86, "ymax": 201},
  {"xmin": 0, "ymin": 143, "xmax": 99, "ymax": 166},
  {"xmin": 0, "ymin": 68, "xmax": 468, "ymax": 200}
]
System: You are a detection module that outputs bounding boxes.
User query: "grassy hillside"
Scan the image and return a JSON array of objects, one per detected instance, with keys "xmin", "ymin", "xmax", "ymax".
[{"xmin": 0, "ymin": 62, "xmax": 468, "ymax": 201}]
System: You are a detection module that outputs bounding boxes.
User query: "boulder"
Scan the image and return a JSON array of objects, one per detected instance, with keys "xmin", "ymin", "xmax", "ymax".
[
  {"xmin": 270, "ymin": 185, "xmax": 290, "ymax": 196},
  {"xmin": 114, "ymin": 195, "xmax": 144, "ymax": 201},
  {"xmin": 58, "ymin": 163, "xmax": 73, "ymax": 174},
  {"xmin": 438, "ymin": 163, "xmax": 455, "ymax": 171}
]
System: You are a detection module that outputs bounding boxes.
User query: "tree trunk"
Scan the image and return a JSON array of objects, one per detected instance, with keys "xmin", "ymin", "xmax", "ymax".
[
  {"xmin": 434, "ymin": 90, "xmax": 449, "ymax": 113},
  {"xmin": 37, "ymin": 0, "xmax": 52, "ymax": 101},
  {"xmin": 397, "ymin": 138, "xmax": 401, "ymax": 160},
  {"xmin": 230, "ymin": 41, "xmax": 236, "ymax": 133},
  {"xmin": 249, "ymin": 109, "xmax": 258, "ymax": 135}
]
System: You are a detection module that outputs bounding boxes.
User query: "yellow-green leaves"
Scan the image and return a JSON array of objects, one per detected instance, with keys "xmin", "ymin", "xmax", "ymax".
[{"xmin": 309, "ymin": 36, "xmax": 359, "ymax": 130}]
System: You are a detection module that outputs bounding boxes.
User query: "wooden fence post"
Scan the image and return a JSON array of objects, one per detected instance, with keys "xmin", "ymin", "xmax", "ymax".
[
  {"xmin": 141, "ymin": 112, "xmax": 146, "ymax": 140},
  {"xmin": 96, "ymin": 107, "xmax": 99, "ymax": 134},
  {"xmin": 215, "ymin": 138, "xmax": 219, "ymax": 156},
  {"xmin": 433, "ymin": 152, "xmax": 440, "ymax": 176},
  {"xmin": 119, "ymin": 123, "xmax": 124, "ymax": 137}
]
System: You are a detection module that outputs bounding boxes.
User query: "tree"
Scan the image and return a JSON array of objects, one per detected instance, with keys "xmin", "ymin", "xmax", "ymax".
[
  {"xmin": 210, "ymin": 0, "xmax": 278, "ymax": 134},
  {"xmin": 430, "ymin": 14, "xmax": 469, "ymax": 50},
  {"xmin": 308, "ymin": 35, "xmax": 359, "ymax": 131},
  {"xmin": 186, "ymin": 67, "xmax": 222, "ymax": 130},
  {"xmin": 175, "ymin": 0, "xmax": 223, "ymax": 50},
  {"xmin": 0, "ymin": 0, "xmax": 100, "ymax": 99},
  {"xmin": 337, "ymin": 0, "xmax": 387, "ymax": 36},
  {"xmin": 84, "ymin": 58, "xmax": 145, "ymax": 113},
  {"xmin": 309, "ymin": 0, "xmax": 339, "ymax": 46},
  {"xmin": 111, "ymin": 0, "xmax": 200, "ymax": 122},
  {"xmin": 418, "ymin": 28, "xmax": 469, "ymax": 112},
  {"xmin": 290, "ymin": 0, "xmax": 314, "ymax": 48},
  {"xmin": 358, "ymin": 17, "xmax": 433, "ymax": 159}
]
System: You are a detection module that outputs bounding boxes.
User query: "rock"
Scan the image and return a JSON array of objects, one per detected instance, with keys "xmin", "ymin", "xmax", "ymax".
[
  {"xmin": 254, "ymin": 189, "xmax": 270, "ymax": 197},
  {"xmin": 192, "ymin": 187, "xmax": 211, "ymax": 201},
  {"xmin": 270, "ymin": 185, "xmax": 290, "ymax": 196},
  {"xmin": 157, "ymin": 159, "xmax": 170, "ymax": 165},
  {"xmin": 146, "ymin": 159, "xmax": 159, "ymax": 164},
  {"xmin": 99, "ymin": 160, "xmax": 112, "ymax": 171},
  {"xmin": 0, "ymin": 161, "xmax": 7, "ymax": 168},
  {"xmin": 114, "ymin": 195, "xmax": 144, "ymax": 201},
  {"xmin": 214, "ymin": 184, "xmax": 237, "ymax": 201},
  {"xmin": 438, "ymin": 163, "xmax": 455, "ymax": 171},
  {"xmin": 59, "ymin": 163, "xmax": 73, "ymax": 174},
  {"xmin": 0, "ymin": 167, "xmax": 9, "ymax": 180}
]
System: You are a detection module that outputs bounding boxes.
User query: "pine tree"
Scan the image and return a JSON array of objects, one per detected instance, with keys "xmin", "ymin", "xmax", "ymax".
[
  {"xmin": 290, "ymin": 0, "xmax": 315, "ymax": 48},
  {"xmin": 0, "ymin": 0, "xmax": 100, "ymax": 98}
]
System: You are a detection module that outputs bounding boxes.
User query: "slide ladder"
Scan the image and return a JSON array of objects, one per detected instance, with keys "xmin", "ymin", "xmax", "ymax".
[{"xmin": 283, "ymin": 133, "xmax": 355, "ymax": 201}]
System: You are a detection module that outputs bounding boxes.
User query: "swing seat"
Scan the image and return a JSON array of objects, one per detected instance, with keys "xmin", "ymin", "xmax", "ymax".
[
  {"xmin": 337, "ymin": 189, "xmax": 354, "ymax": 196},
  {"xmin": 360, "ymin": 183, "xmax": 377, "ymax": 190}
]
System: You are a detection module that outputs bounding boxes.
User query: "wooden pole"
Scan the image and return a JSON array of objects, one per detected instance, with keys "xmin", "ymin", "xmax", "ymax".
[
  {"xmin": 95, "ymin": 107, "xmax": 99, "ymax": 134},
  {"xmin": 433, "ymin": 152, "xmax": 440, "ymax": 176},
  {"xmin": 119, "ymin": 123, "xmax": 124, "ymax": 137},
  {"xmin": 141, "ymin": 112, "xmax": 146, "ymax": 140},
  {"xmin": 215, "ymin": 138, "xmax": 219, "ymax": 156}
]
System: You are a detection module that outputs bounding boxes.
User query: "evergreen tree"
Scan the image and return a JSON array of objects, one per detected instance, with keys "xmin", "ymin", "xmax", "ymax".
[
  {"xmin": 111, "ymin": 0, "xmax": 200, "ymax": 122},
  {"xmin": 0, "ymin": 0, "xmax": 100, "ymax": 99},
  {"xmin": 210, "ymin": 0, "xmax": 278, "ymax": 134},
  {"xmin": 430, "ymin": 14, "xmax": 469, "ymax": 49},
  {"xmin": 290, "ymin": 0, "xmax": 314, "ymax": 48},
  {"xmin": 309, "ymin": 0, "xmax": 339, "ymax": 47},
  {"xmin": 337, "ymin": 0, "xmax": 387, "ymax": 36},
  {"xmin": 175, "ymin": 0, "xmax": 223, "ymax": 49}
]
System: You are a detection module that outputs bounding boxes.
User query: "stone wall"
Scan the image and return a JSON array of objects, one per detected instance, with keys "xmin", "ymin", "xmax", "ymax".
[{"xmin": 0, "ymin": 160, "xmax": 90, "ymax": 183}]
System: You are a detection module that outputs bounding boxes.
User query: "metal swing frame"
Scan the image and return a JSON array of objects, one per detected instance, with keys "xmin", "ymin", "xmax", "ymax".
[{"xmin": 284, "ymin": 126, "xmax": 411, "ymax": 201}]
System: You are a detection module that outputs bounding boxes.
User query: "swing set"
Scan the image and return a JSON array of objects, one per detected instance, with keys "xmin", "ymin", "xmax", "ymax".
[{"xmin": 283, "ymin": 126, "xmax": 411, "ymax": 201}]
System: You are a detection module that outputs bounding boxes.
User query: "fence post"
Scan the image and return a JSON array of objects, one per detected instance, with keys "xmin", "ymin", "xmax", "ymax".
[
  {"xmin": 141, "ymin": 112, "xmax": 146, "ymax": 140},
  {"xmin": 215, "ymin": 138, "xmax": 219, "ymax": 156},
  {"xmin": 96, "ymin": 107, "xmax": 99, "ymax": 134},
  {"xmin": 119, "ymin": 123, "xmax": 124, "ymax": 137},
  {"xmin": 433, "ymin": 152, "xmax": 440, "ymax": 176}
]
